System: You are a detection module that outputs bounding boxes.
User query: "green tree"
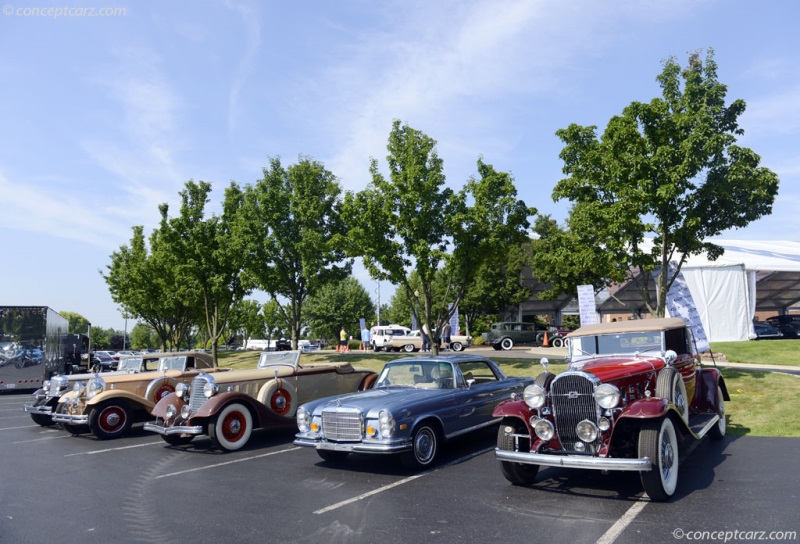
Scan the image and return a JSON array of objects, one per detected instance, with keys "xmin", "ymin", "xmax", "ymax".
[
  {"xmin": 344, "ymin": 121, "xmax": 535, "ymax": 354},
  {"xmin": 247, "ymin": 157, "xmax": 351, "ymax": 349},
  {"xmin": 158, "ymin": 180, "xmax": 254, "ymax": 362},
  {"xmin": 228, "ymin": 299, "xmax": 263, "ymax": 347},
  {"xmin": 304, "ymin": 277, "xmax": 375, "ymax": 344},
  {"xmin": 104, "ymin": 225, "xmax": 202, "ymax": 351},
  {"xmin": 129, "ymin": 322, "xmax": 158, "ymax": 350},
  {"xmin": 59, "ymin": 311, "xmax": 91, "ymax": 335},
  {"xmin": 537, "ymin": 50, "xmax": 779, "ymax": 316},
  {"xmin": 458, "ymin": 243, "xmax": 532, "ymax": 334}
]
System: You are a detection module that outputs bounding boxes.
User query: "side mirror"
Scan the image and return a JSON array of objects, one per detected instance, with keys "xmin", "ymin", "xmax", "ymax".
[{"xmin": 466, "ymin": 378, "xmax": 475, "ymax": 389}]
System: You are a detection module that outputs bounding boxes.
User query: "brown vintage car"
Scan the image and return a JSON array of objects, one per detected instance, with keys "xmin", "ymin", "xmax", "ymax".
[
  {"xmin": 145, "ymin": 350, "xmax": 377, "ymax": 451},
  {"xmin": 52, "ymin": 352, "xmax": 223, "ymax": 439}
]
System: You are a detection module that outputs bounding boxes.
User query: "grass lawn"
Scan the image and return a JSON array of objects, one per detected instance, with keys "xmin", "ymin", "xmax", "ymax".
[
  {"xmin": 709, "ymin": 339, "xmax": 800, "ymax": 366},
  {"xmin": 217, "ymin": 348, "xmax": 800, "ymax": 437}
]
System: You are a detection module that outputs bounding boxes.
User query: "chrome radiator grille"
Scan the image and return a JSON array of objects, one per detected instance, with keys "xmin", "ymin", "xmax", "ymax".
[
  {"xmin": 321, "ymin": 409, "xmax": 362, "ymax": 441},
  {"xmin": 550, "ymin": 373, "xmax": 601, "ymax": 449},
  {"xmin": 189, "ymin": 376, "xmax": 210, "ymax": 411},
  {"xmin": 49, "ymin": 381, "xmax": 63, "ymax": 397}
]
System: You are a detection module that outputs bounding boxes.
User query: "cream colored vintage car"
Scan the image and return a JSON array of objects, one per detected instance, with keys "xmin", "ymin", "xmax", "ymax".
[
  {"xmin": 144, "ymin": 350, "xmax": 377, "ymax": 451},
  {"xmin": 385, "ymin": 329, "xmax": 473, "ymax": 353},
  {"xmin": 52, "ymin": 352, "xmax": 223, "ymax": 439},
  {"xmin": 23, "ymin": 353, "xmax": 164, "ymax": 427}
]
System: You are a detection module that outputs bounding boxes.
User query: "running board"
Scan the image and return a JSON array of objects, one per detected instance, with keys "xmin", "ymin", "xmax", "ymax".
[{"xmin": 688, "ymin": 413, "xmax": 721, "ymax": 439}]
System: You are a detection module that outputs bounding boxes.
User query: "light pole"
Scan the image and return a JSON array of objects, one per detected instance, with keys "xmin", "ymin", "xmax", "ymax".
[{"xmin": 375, "ymin": 281, "xmax": 381, "ymax": 326}]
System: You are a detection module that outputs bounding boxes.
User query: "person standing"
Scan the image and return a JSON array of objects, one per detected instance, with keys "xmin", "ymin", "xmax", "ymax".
[
  {"xmin": 441, "ymin": 321, "xmax": 452, "ymax": 351},
  {"xmin": 338, "ymin": 326, "xmax": 347, "ymax": 352},
  {"xmin": 421, "ymin": 323, "xmax": 431, "ymax": 352},
  {"xmin": 361, "ymin": 326, "xmax": 370, "ymax": 351}
]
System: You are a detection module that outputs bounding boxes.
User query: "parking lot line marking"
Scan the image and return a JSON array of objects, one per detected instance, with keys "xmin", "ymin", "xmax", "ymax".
[
  {"xmin": 64, "ymin": 441, "xmax": 164, "ymax": 456},
  {"xmin": 314, "ymin": 473, "xmax": 427, "ymax": 515},
  {"xmin": 595, "ymin": 498, "xmax": 648, "ymax": 544},
  {"xmin": 13, "ymin": 434, "xmax": 73, "ymax": 444},
  {"xmin": 314, "ymin": 445, "xmax": 495, "ymax": 515},
  {"xmin": 153, "ymin": 446, "xmax": 302, "ymax": 479},
  {"xmin": 0, "ymin": 424, "xmax": 39, "ymax": 431}
]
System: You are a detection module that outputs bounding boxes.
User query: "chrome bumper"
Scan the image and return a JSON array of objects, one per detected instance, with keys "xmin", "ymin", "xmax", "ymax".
[
  {"xmin": 294, "ymin": 435, "xmax": 411, "ymax": 454},
  {"xmin": 495, "ymin": 449, "xmax": 652, "ymax": 472},
  {"xmin": 23, "ymin": 403, "xmax": 53, "ymax": 415},
  {"xmin": 143, "ymin": 422, "xmax": 204, "ymax": 436},
  {"xmin": 52, "ymin": 412, "xmax": 89, "ymax": 425}
]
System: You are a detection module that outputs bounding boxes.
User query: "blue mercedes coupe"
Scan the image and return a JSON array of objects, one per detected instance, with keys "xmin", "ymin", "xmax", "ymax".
[{"xmin": 294, "ymin": 355, "xmax": 533, "ymax": 469}]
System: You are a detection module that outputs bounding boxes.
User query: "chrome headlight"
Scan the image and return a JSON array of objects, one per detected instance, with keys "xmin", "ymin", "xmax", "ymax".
[
  {"xmin": 43, "ymin": 380, "xmax": 51, "ymax": 391},
  {"xmin": 165, "ymin": 404, "xmax": 178, "ymax": 419},
  {"xmin": 297, "ymin": 407, "xmax": 310, "ymax": 432},
  {"xmin": 523, "ymin": 384, "xmax": 546, "ymax": 409},
  {"xmin": 175, "ymin": 382, "xmax": 190, "ymax": 400},
  {"xmin": 534, "ymin": 419, "xmax": 554, "ymax": 441},
  {"xmin": 378, "ymin": 410, "xmax": 395, "ymax": 438},
  {"xmin": 87, "ymin": 376, "xmax": 105, "ymax": 398},
  {"xmin": 73, "ymin": 381, "xmax": 86, "ymax": 396},
  {"xmin": 203, "ymin": 380, "xmax": 218, "ymax": 399},
  {"xmin": 576, "ymin": 419, "xmax": 598, "ymax": 442},
  {"xmin": 53, "ymin": 375, "xmax": 70, "ymax": 391},
  {"xmin": 180, "ymin": 405, "xmax": 192, "ymax": 420},
  {"xmin": 594, "ymin": 383, "xmax": 620, "ymax": 409}
]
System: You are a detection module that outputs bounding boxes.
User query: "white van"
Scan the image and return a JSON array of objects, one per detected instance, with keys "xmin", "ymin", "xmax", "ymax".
[{"xmin": 369, "ymin": 324, "xmax": 411, "ymax": 352}]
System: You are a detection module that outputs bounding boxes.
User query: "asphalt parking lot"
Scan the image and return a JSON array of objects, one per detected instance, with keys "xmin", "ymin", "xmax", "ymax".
[{"xmin": 1, "ymin": 391, "xmax": 798, "ymax": 544}]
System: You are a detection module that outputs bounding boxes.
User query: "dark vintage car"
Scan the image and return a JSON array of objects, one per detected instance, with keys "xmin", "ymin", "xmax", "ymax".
[
  {"xmin": 52, "ymin": 352, "xmax": 220, "ymax": 439},
  {"xmin": 294, "ymin": 355, "xmax": 533, "ymax": 469},
  {"xmin": 493, "ymin": 317, "xmax": 728, "ymax": 501},
  {"xmin": 145, "ymin": 351, "xmax": 377, "ymax": 451},
  {"xmin": 764, "ymin": 315, "xmax": 800, "ymax": 338},
  {"xmin": 23, "ymin": 354, "xmax": 164, "ymax": 426},
  {"xmin": 753, "ymin": 321, "xmax": 783, "ymax": 340},
  {"xmin": 482, "ymin": 321, "xmax": 556, "ymax": 350}
]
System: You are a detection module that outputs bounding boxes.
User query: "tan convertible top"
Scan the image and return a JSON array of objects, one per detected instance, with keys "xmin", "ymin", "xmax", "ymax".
[{"xmin": 570, "ymin": 317, "xmax": 687, "ymax": 337}]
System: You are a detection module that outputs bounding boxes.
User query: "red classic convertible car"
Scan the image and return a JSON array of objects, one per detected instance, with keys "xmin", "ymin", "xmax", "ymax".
[{"xmin": 493, "ymin": 317, "xmax": 728, "ymax": 501}]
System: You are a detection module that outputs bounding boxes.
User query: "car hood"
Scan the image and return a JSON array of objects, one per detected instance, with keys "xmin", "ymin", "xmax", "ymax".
[
  {"xmin": 310, "ymin": 386, "xmax": 452, "ymax": 414},
  {"xmin": 568, "ymin": 356, "xmax": 665, "ymax": 382}
]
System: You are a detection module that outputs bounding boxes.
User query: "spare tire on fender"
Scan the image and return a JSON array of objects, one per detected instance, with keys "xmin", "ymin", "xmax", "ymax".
[
  {"xmin": 258, "ymin": 379, "xmax": 297, "ymax": 418},
  {"xmin": 146, "ymin": 377, "xmax": 178, "ymax": 403}
]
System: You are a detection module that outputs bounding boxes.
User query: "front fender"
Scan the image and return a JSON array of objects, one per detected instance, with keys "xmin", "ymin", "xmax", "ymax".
[
  {"xmin": 151, "ymin": 392, "xmax": 185, "ymax": 418},
  {"xmin": 86, "ymin": 390, "xmax": 154, "ymax": 412},
  {"xmin": 492, "ymin": 398, "xmax": 531, "ymax": 419},
  {"xmin": 190, "ymin": 392, "xmax": 267, "ymax": 426},
  {"xmin": 617, "ymin": 397, "xmax": 669, "ymax": 419}
]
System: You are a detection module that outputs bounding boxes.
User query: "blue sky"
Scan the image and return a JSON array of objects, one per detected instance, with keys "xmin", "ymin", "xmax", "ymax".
[{"xmin": 1, "ymin": 0, "xmax": 798, "ymax": 332}]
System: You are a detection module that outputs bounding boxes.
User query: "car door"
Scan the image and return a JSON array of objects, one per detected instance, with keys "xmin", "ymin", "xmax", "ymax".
[{"xmin": 450, "ymin": 361, "xmax": 509, "ymax": 431}]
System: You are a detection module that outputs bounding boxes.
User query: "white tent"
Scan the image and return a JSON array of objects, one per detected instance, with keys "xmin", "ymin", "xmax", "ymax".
[{"xmin": 598, "ymin": 239, "xmax": 800, "ymax": 342}]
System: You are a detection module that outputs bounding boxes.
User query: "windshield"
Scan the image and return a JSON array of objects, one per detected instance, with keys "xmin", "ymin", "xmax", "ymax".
[
  {"xmin": 158, "ymin": 356, "xmax": 188, "ymax": 372},
  {"xmin": 257, "ymin": 350, "xmax": 300, "ymax": 369},
  {"xmin": 376, "ymin": 361, "xmax": 454, "ymax": 389},
  {"xmin": 117, "ymin": 357, "xmax": 143, "ymax": 372},
  {"xmin": 570, "ymin": 331, "xmax": 663, "ymax": 358}
]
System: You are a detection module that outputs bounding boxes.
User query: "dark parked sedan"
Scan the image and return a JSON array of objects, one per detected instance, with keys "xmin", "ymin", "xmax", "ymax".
[
  {"xmin": 753, "ymin": 321, "xmax": 783, "ymax": 340},
  {"xmin": 765, "ymin": 315, "xmax": 800, "ymax": 338},
  {"xmin": 294, "ymin": 355, "xmax": 533, "ymax": 469}
]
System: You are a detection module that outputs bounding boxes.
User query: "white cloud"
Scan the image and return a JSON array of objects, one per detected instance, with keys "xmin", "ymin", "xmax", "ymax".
[
  {"xmin": 80, "ymin": 46, "xmax": 186, "ymax": 224},
  {"xmin": 0, "ymin": 169, "xmax": 129, "ymax": 247},
  {"xmin": 314, "ymin": 0, "xmax": 701, "ymax": 190},
  {"xmin": 224, "ymin": 0, "xmax": 262, "ymax": 134}
]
